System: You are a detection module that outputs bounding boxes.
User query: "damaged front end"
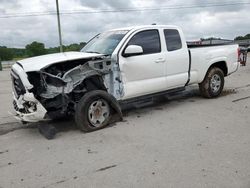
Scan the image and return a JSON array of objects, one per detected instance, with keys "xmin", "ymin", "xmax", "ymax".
[
  {"xmin": 11, "ymin": 55, "xmax": 122, "ymax": 123},
  {"xmin": 11, "ymin": 64, "xmax": 48, "ymax": 122}
]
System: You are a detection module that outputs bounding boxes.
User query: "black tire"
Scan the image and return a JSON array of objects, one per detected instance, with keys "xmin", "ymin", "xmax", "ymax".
[
  {"xmin": 75, "ymin": 90, "xmax": 114, "ymax": 132},
  {"xmin": 199, "ymin": 67, "xmax": 224, "ymax": 98}
]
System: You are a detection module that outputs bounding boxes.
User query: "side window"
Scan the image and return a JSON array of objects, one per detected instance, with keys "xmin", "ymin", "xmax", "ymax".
[
  {"xmin": 164, "ymin": 29, "xmax": 182, "ymax": 51},
  {"xmin": 127, "ymin": 30, "xmax": 161, "ymax": 55}
]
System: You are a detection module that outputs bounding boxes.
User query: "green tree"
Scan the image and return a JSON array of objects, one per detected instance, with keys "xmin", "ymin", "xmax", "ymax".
[
  {"xmin": 234, "ymin": 36, "xmax": 245, "ymax": 40},
  {"xmin": 0, "ymin": 46, "xmax": 14, "ymax": 60},
  {"xmin": 244, "ymin": 34, "xmax": 250, "ymax": 39},
  {"xmin": 47, "ymin": 42, "xmax": 87, "ymax": 54},
  {"xmin": 25, "ymin": 41, "xmax": 47, "ymax": 57},
  {"xmin": 64, "ymin": 42, "xmax": 87, "ymax": 52},
  {"xmin": 79, "ymin": 42, "xmax": 86, "ymax": 49},
  {"xmin": 47, "ymin": 46, "xmax": 60, "ymax": 54},
  {"xmin": 234, "ymin": 34, "xmax": 250, "ymax": 40},
  {"xmin": 66, "ymin": 43, "xmax": 81, "ymax": 51},
  {"xmin": 11, "ymin": 48, "xmax": 27, "ymax": 59}
]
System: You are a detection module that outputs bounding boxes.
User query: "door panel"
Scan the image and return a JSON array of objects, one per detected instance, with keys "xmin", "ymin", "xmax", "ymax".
[
  {"xmin": 165, "ymin": 49, "xmax": 189, "ymax": 88},
  {"xmin": 120, "ymin": 53, "xmax": 166, "ymax": 99},
  {"xmin": 119, "ymin": 29, "xmax": 166, "ymax": 99},
  {"xmin": 163, "ymin": 29, "xmax": 189, "ymax": 89}
]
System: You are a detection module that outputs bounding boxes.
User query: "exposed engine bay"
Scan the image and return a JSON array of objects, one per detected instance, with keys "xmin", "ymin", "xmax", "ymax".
[{"xmin": 12, "ymin": 55, "xmax": 123, "ymax": 120}]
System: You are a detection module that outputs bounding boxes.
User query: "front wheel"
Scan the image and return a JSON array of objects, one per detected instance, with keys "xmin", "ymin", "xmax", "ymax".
[
  {"xmin": 199, "ymin": 67, "xmax": 224, "ymax": 98},
  {"xmin": 75, "ymin": 90, "xmax": 112, "ymax": 132}
]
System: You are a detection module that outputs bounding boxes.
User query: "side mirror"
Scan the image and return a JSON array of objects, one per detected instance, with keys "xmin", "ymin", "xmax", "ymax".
[{"xmin": 123, "ymin": 45, "xmax": 143, "ymax": 57}]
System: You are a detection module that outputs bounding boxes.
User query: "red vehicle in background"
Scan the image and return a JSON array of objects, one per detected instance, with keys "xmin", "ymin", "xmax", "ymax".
[{"xmin": 239, "ymin": 46, "xmax": 248, "ymax": 66}]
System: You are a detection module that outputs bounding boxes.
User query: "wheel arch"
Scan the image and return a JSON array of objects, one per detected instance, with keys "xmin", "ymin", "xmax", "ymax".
[
  {"xmin": 74, "ymin": 90, "xmax": 123, "ymax": 132},
  {"xmin": 70, "ymin": 74, "xmax": 107, "ymax": 105},
  {"xmin": 199, "ymin": 61, "xmax": 228, "ymax": 84},
  {"xmin": 208, "ymin": 61, "xmax": 228, "ymax": 76},
  {"xmin": 81, "ymin": 75, "xmax": 107, "ymax": 91},
  {"xmin": 73, "ymin": 76, "xmax": 123, "ymax": 119}
]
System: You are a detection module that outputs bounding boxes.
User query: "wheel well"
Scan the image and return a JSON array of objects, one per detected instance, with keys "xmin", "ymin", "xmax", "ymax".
[
  {"xmin": 209, "ymin": 61, "xmax": 228, "ymax": 76},
  {"xmin": 71, "ymin": 75, "xmax": 107, "ymax": 104},
  {"xmin": 83, "ymin": 75, "xmax": 107, "ymax": 91}
]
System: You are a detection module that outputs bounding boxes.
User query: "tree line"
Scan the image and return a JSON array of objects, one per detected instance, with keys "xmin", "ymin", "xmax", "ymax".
[
  {"xmin": 0, "ymin": 41, "xmax": 86, "ymax": 61},
  {"xmin": 234, "ymin": 34, "xmax": 250, "ymax": 41},
  {"xmin": 1, "ymin": 33, "xmax": 250, "ymax": 61}
]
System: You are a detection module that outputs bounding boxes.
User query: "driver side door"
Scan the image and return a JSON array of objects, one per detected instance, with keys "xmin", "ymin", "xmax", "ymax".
[{"xmin": 119, "ymin": 29, "xmax": 166, "ymax": 99}]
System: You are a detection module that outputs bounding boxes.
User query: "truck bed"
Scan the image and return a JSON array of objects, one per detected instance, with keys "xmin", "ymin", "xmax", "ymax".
[{"xmin": 187, "ymin": 43, "xmax": 239, "ymax": 84}]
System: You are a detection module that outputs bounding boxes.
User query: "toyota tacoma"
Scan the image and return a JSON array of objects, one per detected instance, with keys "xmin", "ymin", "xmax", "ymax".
[{"xmin": 11, "ymin": 25, "xmax": 239, "ymax": 132}]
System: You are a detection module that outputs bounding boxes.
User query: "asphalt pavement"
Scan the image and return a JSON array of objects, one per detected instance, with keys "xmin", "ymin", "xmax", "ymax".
[{"xmin": 0, "ymin": 55, "xmax": 250, "ymax": 188}]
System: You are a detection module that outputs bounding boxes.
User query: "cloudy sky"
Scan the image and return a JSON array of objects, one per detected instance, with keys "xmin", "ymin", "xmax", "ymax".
[{"xmin": 0, "ymin": 0, "xmax": 250, "ymax": 48}]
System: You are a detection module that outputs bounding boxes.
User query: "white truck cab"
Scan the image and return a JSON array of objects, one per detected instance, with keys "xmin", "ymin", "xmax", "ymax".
[{"xmin": 116, "ymin": 25, "xmax": 190, "ymax": 99}]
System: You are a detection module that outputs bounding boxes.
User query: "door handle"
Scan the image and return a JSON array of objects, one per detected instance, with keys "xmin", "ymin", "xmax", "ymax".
[{"xmin": 155, "ymin": 58, "xmax": 165, "ymax": 63}]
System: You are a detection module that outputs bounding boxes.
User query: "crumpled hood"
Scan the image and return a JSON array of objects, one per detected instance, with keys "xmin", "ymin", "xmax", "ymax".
[{"xmin": 16, "ymin": 51, "xmax": 103, "ymax": 72}]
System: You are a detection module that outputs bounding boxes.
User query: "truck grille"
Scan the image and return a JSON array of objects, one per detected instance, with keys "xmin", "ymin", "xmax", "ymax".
[
  {"xmin": 13, "ymin": 100, "xmax": 19, "ymax": 111},
  {"xmin": 11, "ymin": 70, "xmax": 26, "ymax": 98},
  {"xmin": 13, "ymin": 100, "xmax": 31, "ymax": 114}
]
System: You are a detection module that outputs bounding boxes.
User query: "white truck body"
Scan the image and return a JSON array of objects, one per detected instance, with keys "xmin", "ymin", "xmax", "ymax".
[{"xmin": 10, "ymin": 25, "xmax": 239, "ymax": 124}]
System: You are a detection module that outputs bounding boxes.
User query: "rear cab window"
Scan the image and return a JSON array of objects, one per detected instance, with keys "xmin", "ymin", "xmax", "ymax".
[
  {"xmin": 164, "ymin": 29, "xmax": 182, "ymax": 51},
  {"xmin": 127, "ymin": 29, "xmax": 161, "ymax": 55}
]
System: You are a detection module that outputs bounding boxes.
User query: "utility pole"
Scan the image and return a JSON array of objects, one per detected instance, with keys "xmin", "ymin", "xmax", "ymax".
[{"xmin": 56, "ymin": 0, "xmax": 63, "ymax": 52}]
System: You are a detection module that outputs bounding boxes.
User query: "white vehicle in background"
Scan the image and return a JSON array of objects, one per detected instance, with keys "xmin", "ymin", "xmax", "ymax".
[{"xmin": 11, "ymin": 25, "xmax": 239, "ymax": 132}]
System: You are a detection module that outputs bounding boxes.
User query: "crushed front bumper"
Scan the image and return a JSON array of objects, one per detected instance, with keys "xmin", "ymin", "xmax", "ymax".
[{"xmin": 13, "ymin": 92, "xmax": 48, "ymax": 122}]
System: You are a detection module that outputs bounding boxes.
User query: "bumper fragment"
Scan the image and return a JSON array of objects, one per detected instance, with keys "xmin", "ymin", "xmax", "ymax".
[{"xmin": 13, "ymin": 92, "xmax": 48, "ymax": 122}]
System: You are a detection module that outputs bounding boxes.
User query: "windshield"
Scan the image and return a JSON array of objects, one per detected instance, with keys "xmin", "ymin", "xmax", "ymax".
[{"xmin": 81, "ymin": 30, "xmax": 128, "ymax": 55}]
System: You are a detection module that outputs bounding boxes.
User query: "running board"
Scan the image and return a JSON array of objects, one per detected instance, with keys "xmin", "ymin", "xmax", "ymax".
[{"xmin": 119, "ymin": 87, "xmax": 185, "ymax": 107}]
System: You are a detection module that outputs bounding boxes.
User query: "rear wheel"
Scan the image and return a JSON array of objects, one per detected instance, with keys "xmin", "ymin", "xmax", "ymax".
[
  {"xmin": 199, "ymin": 67, "xmax": 224, "ymax": 98},
  {"xmin": 75, "ymin": 90, "xmax": 112, "ymax": 132}
]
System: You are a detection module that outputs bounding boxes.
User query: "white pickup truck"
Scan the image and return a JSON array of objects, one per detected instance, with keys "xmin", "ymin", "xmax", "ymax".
[{"xmin": 11, "ymin": 25, "xmax": 239, "ymax": 132}]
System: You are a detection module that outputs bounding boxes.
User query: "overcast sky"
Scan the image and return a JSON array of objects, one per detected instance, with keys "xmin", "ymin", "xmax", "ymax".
[{"xmin": 0, "ymin": 0, "xmax": 250, "ymax": 48}]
